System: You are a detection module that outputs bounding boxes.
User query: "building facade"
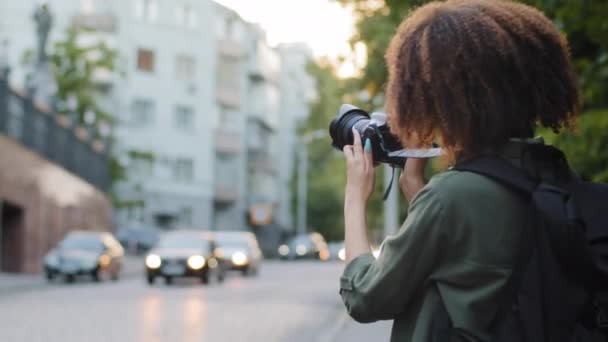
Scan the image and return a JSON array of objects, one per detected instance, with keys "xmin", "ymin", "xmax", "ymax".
[{"xmin": 0, "ymin": 1, "xmax": 314, "ymax": 249}]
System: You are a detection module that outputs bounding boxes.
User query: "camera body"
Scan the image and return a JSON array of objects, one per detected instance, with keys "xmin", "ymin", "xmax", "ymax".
[{"xmin": 329, "ymin": 104, "xmax": 406, "ymax": 166}]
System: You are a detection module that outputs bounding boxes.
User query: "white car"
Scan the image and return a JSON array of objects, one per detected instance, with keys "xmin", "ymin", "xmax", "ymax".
[{"xmin": 214, "ymin": 231, "xmax": 263, "ymax": 276}]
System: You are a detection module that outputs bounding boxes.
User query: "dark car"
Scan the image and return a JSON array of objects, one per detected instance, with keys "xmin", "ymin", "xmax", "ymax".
[
  {"xmin": 278, "ymin": 232, "xmax": 330, "ymax": 261},
  {"xmin": 43, "ymin": 231, "xmax": 124, "ymax": 283},
  {"xmin": 145, "ymin": 231, "xmax": 225, "ymax": 285},
  {"xmin": 116, "ymin": 227, "xmax": 159, "ymax": 254},
  {"xmin": 214, "ymin": 231, "xmax": 263, "ymax": 276}
]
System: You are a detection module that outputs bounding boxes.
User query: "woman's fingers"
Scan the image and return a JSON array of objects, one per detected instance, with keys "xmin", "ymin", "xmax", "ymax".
[
  {"xmin": 343, "ymin": 145, "xmax": 354, "ymax": 162},
  {"xmin": 363, "ymin": 138, "xmax": 373, "ymax": 172},
  {"xmin": 352, "ymin": 128, "xmax": 363, "ymax": 159}
]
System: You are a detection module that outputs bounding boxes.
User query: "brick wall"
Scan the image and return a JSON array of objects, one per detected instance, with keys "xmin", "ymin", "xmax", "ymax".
[{"xmin": 0, "ymin": 135, "xmax": 112, "ymax": 273}]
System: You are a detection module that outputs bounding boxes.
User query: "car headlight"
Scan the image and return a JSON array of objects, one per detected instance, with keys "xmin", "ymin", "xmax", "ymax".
[
  {"xmin": 278, "ymin": 244, "xmax": 289, "ymax": 256},
  {"xmin": 44, "ymin": 254, "xmax": 60, "ymax": 267},
  {"xmin": 338, "ymin": 248, "xmax": 346, "ymax": 261},
  {"xmin": 146, "ymin": 254, "xmax": 162, "ymax": 269},
  {"xmin": 231, "ymin": 252, "xmax": 248, "ymax": 266},
  {"xmin": 296, "ymin": 244, "xmax": 307, "ymax": 256},
  {"xmin": 187, "ymin": 255, "xmax": 206, "ymax": 270}
]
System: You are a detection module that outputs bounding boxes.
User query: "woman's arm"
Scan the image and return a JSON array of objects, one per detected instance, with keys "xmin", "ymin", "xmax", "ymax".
[
  {"xmin": 341, "ymin": 130, "xmax": 438, "ymax": 323},
  {"xmin": 340, "ymin": 186, "xmax": 448, "ymax": 323},
  {"xmin": 342, "ymin": 129, "xmax": 374, "ymax": 262},
  {"xmin": 342, "ymin": 129, "xmax": 429, "ymax": 262}
]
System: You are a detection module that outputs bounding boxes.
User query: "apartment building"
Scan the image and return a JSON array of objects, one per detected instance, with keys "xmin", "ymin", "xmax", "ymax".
[{"xmin": 0, "ymin": 1, "xmax": 314, "ymax": 242}]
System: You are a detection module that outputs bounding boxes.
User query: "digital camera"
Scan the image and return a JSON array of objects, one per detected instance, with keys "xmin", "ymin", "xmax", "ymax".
[{"xmin": 329, "ymin": 104, "xmax": 407, "ymax": 166}]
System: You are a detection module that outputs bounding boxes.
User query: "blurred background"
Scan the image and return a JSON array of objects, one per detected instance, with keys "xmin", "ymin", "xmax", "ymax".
[{"xmin": 0, "ymin": 0, "xmax": 605, "ymax": 341}]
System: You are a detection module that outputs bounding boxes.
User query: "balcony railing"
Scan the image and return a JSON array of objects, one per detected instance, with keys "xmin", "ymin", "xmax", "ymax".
[
  {"xmin": 0, "ymin": 71, "xmax": 110, "ymax": 192},
  {"xmin": 217, "ymin": 39, "xmax": 244, "ymax": 59},
  {"xmin": 214, "ymin": 183, "xmax": 238, "ymax": 204},
  {"xmin": 215, "ymin": 128, "xmax": 241, "ymax": 154}
]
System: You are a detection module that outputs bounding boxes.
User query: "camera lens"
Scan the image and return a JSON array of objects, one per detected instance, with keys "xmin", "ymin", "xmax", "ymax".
[{"xmin": 329, "ymin": 104, "xmax": 370, "ymax": 150}]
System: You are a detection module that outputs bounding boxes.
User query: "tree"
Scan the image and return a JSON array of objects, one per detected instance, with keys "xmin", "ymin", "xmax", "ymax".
[
  {"xmin": 337, "ymin": 0, "xmax": 608, "ymax": 109},
  {"xmin": 335, "ymin": 0, "xmax": 608, "ymax": 181},
  {"xmin": 22, "ymin": 27, "xmax": 154, "ymax": 209},
  {"xmin": 299, "ymin": 59, "xmax": 388, "ymax": 242},
  {"xmin": 23, "ymin": 26, "xmax": 119, "ymax": 128}
]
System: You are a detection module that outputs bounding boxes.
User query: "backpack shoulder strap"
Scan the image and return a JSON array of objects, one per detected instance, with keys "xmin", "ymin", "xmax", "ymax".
[{"xmin": 453, "ymin": 156, "xmax": 538, "ymax": 195}]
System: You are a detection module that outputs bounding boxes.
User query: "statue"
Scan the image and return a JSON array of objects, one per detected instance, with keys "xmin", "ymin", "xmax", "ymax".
[
  {"xmin": 33, "ymin": 3, "xmax": 53, "ymax": 63},
  {"xmin": 29, "ymin": 2, "xmax": 57, "ymax": 105}
]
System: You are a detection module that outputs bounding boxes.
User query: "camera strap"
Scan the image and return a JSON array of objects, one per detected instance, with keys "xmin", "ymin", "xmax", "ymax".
[{"xmin": 383, "ymin": 166, "xmax": 397, "ymax": 201}]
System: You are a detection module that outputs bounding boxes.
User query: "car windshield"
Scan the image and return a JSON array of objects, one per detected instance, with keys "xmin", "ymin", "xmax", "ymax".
[
  {"xmin": 60, "ymin": 236, "xmax": 104, "ymax": 251},
  {"xmin": 217, "ymin": 238, "xmax": 248, "ymax": 248},
  {"xmin": 158, "ymin": 236, "xmax": 209, "ymax": 250}
]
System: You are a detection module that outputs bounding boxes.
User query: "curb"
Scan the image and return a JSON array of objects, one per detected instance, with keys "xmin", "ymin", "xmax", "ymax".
[{"xmin": 0, "ymin": 258, "xmax": 144, "ymax": 296}]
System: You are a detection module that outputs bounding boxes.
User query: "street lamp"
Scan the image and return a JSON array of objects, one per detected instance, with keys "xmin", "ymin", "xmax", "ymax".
[{"xmin": 296, "ymin": 129, "xmax": 326, "ymax": 236}]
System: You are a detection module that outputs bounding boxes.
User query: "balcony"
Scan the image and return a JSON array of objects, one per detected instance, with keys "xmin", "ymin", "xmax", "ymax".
[
  {"xmin": 218, "ymin": 39, "xmax": 244, "ymax": 59},
  {"xmin": 214, "ymin": 183, "xmax": 238, "ymax": 204},
  {"xmin": 248, "ymin": 151, "xmax": 275, "ymax": 175},
  {"xmin": 216, "ymin": 87, "xmax": 241, "ymax": 109},
  {"xmin": 0, "ymin": 73, "xmax": 110, "ymax": 191},
  {"xmin": 215, "ymin": 128, "xmax": 241, "ymax": 154}
]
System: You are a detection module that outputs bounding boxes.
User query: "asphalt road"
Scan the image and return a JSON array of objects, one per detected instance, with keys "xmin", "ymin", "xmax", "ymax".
[{"xmin": 0, "ymin": 260, "xmax": 391, "ymax": 342}]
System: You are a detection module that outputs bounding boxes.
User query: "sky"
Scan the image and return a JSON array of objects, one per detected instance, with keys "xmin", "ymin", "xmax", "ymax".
[{"xmin": 214, "ymin": 0, "xmax": 364, "ymax": 77}]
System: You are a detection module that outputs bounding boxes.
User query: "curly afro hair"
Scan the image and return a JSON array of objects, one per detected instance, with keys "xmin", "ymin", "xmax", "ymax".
[{"xmin": 384, "ymin": 0, "xmax": 580, "ymax": 159}]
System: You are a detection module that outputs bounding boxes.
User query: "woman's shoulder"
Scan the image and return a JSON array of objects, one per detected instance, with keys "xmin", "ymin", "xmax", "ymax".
[{"xmin": 423, "ymin": 169, "xmax": 518, "ymax": 205}]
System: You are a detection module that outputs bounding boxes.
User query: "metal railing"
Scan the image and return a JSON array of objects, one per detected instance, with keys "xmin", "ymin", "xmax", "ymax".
[{"xmin": 0, "ymin": 70, "xmax": 110, "ymax": 192}]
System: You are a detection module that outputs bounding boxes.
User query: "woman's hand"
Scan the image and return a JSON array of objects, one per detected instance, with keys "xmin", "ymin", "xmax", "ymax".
[
  {"xmin": 343, "ymin": 128, "xmax": 375, "ymax": 205},
  {"xmin": 400, "ymin": 157, "xmax": 428, "ymax": 203}
]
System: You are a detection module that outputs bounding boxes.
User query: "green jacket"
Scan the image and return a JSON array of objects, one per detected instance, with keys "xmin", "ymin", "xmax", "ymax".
[{"xmin": 340, "ymin": 158, "xmax": 531, "ymax": 341}]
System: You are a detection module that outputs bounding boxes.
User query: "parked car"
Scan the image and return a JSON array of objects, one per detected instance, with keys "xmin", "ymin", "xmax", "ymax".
[
  {"xmin": 43, "ymin": 230, "xmax": 124, "ymax": 283},
  {"xmin": 278, "ymin": 232, "xmax": 330, "ymax": 261},
  {"xmin": 145, "ymin": 231, "xmax": 225, "ymax": 285},
  {"xmin": 116, "ymin": 227, "xmax": 159, "ymax": 254},
  {"xmin": 214, "ymin": 231, "xmax": 263, "ymax": 276}
]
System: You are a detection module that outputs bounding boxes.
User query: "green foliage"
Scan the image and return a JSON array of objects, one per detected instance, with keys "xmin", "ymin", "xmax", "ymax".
[
  {"xmin": 337, "ymin": 0, "xmax": 608, "ymax": 109},
  {"xmin": 50, "ymin": 27, "xmax": 119, "ymax": 126},
  {"xmin": 128, "ymin": 150, "xmax": 155, "ymax": 162},
  {"xmin": 540, "ymin": 110, "xmax": 608, "ymax": 182},
  {"xmin": 333, "ymin": 0, "xmax": 608, "ymax": 183},
  {"xmin": 22, "ymin": 27, "xmax": 120, "ymax": 128},
  {"xmin": 300, "ymin": 60, "xmax": 389, "ymax": 242},
  {"xmin": 110, "ymin": 156, "xmax": 127, "ymax": 182}
]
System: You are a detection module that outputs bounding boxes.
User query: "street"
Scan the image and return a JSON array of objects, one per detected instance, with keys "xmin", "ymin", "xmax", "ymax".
[{"xmin": 0, "ymin": 260, "xmax": 391, "ymax": 342}]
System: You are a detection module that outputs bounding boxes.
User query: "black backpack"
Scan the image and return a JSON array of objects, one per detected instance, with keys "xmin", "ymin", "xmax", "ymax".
[{"xmin": 453, "ymin": 143, "xmax": 608, "ymax": 342}]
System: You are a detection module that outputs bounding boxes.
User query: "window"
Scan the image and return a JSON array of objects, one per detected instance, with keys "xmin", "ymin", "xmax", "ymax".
[
  {"xmin": 131, "ymin": 99, "xmax": 155, "ymax": 127},
  {"xmin": 175, "ymin": 55, "xmax": 196, "ymax": 80},
  {"xmin": 174, "ymin": 106, "xmax": 194, "ymax": 131},
  {"xmin": 176, "ymin": 4, "xmax": 197, "ymax": 28},
  {"xmin": 135, "ymin": 0, "xmax": 158, "ymax": 22},
  {"xmin": 174, "ymin": 158, "xmax": 194, "ymax": 182},
  {"xmin": 137, "ymin": 48, "xmax": 155, "ymax": 73}
]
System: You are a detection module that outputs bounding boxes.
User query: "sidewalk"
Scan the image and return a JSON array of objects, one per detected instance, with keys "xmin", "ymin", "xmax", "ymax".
[{"xmin": 0, "ymin": 255, "xmax": 143, "ymax": 293}]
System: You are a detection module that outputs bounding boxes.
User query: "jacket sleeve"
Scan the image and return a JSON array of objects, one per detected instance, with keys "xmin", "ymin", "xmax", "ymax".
[{"xmin": 339, "ymin": 186, "xmax": 449, "ymax": 323}]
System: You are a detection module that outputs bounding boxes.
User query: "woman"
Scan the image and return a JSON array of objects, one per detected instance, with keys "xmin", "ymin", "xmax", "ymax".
[{"xmin": 340, "ymin": 0, "xmax": 579, "ymax": 341}]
